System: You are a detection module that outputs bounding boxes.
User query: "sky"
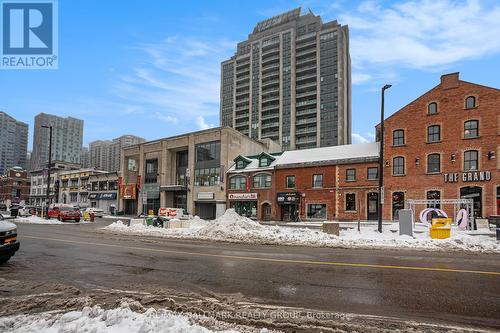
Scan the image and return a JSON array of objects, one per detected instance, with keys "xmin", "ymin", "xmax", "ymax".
[{"xmin": 1, "ymin": 0, "xmax": 500, "ymax": 149}]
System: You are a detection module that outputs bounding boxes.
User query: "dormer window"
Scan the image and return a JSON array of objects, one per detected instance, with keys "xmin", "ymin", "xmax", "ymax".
[
  {"xmin": 233, "ymin": 155, "xmax": 252, "ymax": 170},
  {"xmin": 236, "ymin": 160, "xmax": 246, "ymax": 169},
  {"xmin": 259, "ymin": 157, "xmax": 270, "ymax": 167},
  {"xmin": 257, "ymin": 152, "xmax": 276, "ymax": 168}
]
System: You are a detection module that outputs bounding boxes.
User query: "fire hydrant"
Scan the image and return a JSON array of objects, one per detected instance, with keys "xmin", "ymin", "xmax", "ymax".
[{"xmin": 90, "ymin": 212, "xmax": 95, "ymax": 222}]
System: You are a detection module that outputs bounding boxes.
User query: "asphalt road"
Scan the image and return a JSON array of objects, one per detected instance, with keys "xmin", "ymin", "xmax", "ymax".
[{"xmin": 1, "ymin": 219, "xmax": 499, "ymax": 331}]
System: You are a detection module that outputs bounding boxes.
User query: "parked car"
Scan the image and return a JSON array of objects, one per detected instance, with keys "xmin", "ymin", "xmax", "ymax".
[
  {"xmin": 57, "ymin": 206, "xmax": 81, "ymax": 222},
  {"xmin": 17, "ymin": 206, "xmax": 34, "ymax": 217},
  {"xmin": 84, "ymin": 208, "xmax": 104, "ymax": 218},
  {"xmin": 0, "ymin": 215, "xmax": 20, "ymax": 263}
]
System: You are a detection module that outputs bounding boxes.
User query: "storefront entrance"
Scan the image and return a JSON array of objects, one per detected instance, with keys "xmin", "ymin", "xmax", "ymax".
[
  {"xmin": 262, "ymin": 203, "xmax": 271, "ymax": 221},
  {"xmin": 196, "ymin": 202, "xmax": 216, "ymax": 220},
  {"xmin": 124, "ymin": 200, "xmax": 137, "ymax": 215},
  {"xmin": 460, "ymin": 186, "xmax": 482, "ymax": 218},
  {"xmin": 277, "ymin": 192, "xmax": 300, "ymax": 222},
  {"xmin": 281, "ymin": 204, "xmax": 298, "ymax": 222},
  {"xmin": 231, "ymin": 201, "xmax": 257, "ymax": 219},
  {"xmin": 367, "ymin": 192, "xmax": 379, "ymax": 220}
]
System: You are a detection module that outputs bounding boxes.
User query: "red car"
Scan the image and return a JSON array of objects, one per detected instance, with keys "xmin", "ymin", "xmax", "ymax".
[{"xmin": 49, "ymin": 206, "xmax": 81, "ymax": 222}]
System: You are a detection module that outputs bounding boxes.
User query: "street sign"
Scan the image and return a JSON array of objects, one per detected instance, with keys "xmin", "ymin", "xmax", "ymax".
[{"xmin": 142, "ymin": 191, "xmax": 148, "ymax": 204}]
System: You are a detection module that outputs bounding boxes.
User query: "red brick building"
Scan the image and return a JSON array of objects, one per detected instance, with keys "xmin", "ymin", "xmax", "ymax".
[
  {"xmin": 0, "ymin": 167, "xmax": 30, "ymax": 206},
  {"xmin": 380, "ymin": 72, "xmax": 500, "ymax": 220}
]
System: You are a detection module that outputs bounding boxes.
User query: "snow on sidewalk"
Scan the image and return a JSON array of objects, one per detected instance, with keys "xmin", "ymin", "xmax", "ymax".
[
  {"xmin": 103, "ymin": 209, "xmax": 500, "ymax": 254},
  {"xmin": 0, "ymin": 302, "xmax": 262, "ymax": 333},
  {"xmin": 12, "ymin": 215, "xmax": 88, "ymax": 225}
]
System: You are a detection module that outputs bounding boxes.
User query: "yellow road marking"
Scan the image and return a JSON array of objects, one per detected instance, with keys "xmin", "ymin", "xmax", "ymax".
[{"xmin": 22, "ymin": 235, "xmax": 500, "ymax": 276}]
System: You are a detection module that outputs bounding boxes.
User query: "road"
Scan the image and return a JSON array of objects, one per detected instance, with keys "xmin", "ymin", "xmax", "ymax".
[{"xmin": 1, "ymin": 219, "xmax": 499, "ymax": 332}]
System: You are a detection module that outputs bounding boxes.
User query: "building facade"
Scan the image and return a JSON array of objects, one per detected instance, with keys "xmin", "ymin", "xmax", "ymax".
[
  {"xmin": 119, "ymin": 127, "xmax": 280, "ymax": 219},
  {"xmin": 88, "ymin": 172, "xmax": 119, "ymax": 214},
  {"xmin": 30, "ymin": 113, "xmax": 84, "ymax": 171},
  {"xmin": 0, "ymin": 111, "xmax": 28, "ymax": 174},
  {"xmin": 220, "ymin": 7, "xmax": 351, "ymax": 151},
  {"xmin": 380, "ymin": 72, "xmax": 500, "ymax": 220},
  {"xmin": 89, "ymin": 135, "xmax": 145, "ymax": 172},
  {"xmin": 80, "ymin": 147, "xmax": 90, "ymax": 168},
  {"xmin": 0, "ymin": 167, "xmax": 30, "ymax": 206},
  {"xmin": 58, "ymin": 169, "xmax": 106, "ymax": 208},
  {"xmin": 29, "ymin": 161, "xmax": 80, "ymax": 207}
]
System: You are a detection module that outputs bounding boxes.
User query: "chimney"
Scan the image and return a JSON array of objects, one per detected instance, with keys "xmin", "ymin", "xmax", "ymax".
[{"xmin": 440, "ymin": 72, "xmax": 460, "ymax": 90}]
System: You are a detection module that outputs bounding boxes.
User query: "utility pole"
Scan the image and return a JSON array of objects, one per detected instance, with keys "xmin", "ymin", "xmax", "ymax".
[
  {"xmin": 41, "ymin": 125, "xmax": 53, "ymax": 219},
  {"xmin": 378, "ymin": 84, "xmax": 392, "ymax": 233}
]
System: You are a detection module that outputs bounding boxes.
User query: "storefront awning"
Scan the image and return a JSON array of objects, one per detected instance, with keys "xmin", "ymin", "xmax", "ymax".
[
  {"xmin": 160, "ymin": 185, "xmax": 186, "ymax": 192},
  {"xmin": 89, "ymin": 193, "xmax": 117, "ymax": 200}
]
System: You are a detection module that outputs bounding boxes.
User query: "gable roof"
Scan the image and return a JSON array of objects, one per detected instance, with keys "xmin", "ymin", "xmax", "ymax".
[{"xmin": 258, "ymin": 151, "xmax": 276, "ymax": 161}]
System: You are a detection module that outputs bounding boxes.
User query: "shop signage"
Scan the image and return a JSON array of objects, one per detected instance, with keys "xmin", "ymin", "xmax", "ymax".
[
  {"xmin": 198, "ymin": 192, "xmax": 214, "ymax": 200},
  {"xmin": 277, "ymin": 192, "xmax": 300, "ymax": 204},
  {"xmin": 88, "ymin": 193, "xmax": 98, "ymax": 199},
  {"xmin": 229, "ymin": 193, "xmax": 258, "ymax": 200},
  {"xmin": 119, "ymin": 184, "xmax": 136, "ymax": 199},
  {"xmin": 444, "ymin": 171, "xmax": 491, "ymax": 183},
  {"xmin": 99, "ymin": 193, "xmax": 117, "ymax": 200},
  {"xmin": 142, "ymin": 184, "xmax": 160, "ymax": 198}
]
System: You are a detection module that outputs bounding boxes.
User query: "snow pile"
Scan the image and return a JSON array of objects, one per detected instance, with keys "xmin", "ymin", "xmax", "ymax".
[
  {"xmin": 0, "ymin": 303, "xmax": 246, "ymax": 333},
  {"xmin": 12, "ymin": 215, "xmax": 64, "ymax": 225},
  {"xmin": 103, "ymin": 209, "xmax": 500, "ymax": 253}
]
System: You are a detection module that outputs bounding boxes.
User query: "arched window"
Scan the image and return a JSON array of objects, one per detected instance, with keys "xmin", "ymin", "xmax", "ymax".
[
  {"xmin": 465, "ymin": 96, "xmax": 476, "ymax": 109},
  {"xmin": 464, "ymin": 120, "xmax": 479, "ymax": 138},
  {"xmin": 253, "ymin": 173, "xmax": 272, "ymax": 188},
  {"xmin": 463, "ymin": 150, "xmax": 478, "ymax": 171},
  {"xmin": 229, "ymin": 175, "xmax": 246, "ymax": 190},
  {"xmin": 427, "ymin": 154, "xmax": 440, "ymax": 173},
  {"xmin": 428, "ymin": 102, "xmax": 438, "ymax": 115},
  {"xmin": 392, "ymin": 157, "xmax": 405, "ymax": 176},
  {"xmin": 427, "ymin": 125, "xmax": 441, "ymax": 143},
  {"xmin": 393, "ymin": 129, "xmax": 405, "ymax": 146}
]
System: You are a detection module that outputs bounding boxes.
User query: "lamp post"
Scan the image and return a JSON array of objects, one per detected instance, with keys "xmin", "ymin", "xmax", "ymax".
[
  {"xmin": 378, "ymin": 84, "xmax": 392, "ymax": 233},
  {"xmin": 41, "ymin": 125, "xmax": 53, "ymax": 219}
]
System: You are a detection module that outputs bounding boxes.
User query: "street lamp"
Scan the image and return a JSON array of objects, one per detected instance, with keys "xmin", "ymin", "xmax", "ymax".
[
  {"xmin": 41, "ymin": 125, "xmax": 53, "ymax": 219},
  {"xmin": 378, "ymin": 84, "xmax": 392, "ymax": 233}
]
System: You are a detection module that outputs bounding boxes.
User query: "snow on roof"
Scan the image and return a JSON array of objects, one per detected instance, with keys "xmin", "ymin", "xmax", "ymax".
[{"xmin": 276, "ymin": 142, "xmax": 379, "ymax": 167}]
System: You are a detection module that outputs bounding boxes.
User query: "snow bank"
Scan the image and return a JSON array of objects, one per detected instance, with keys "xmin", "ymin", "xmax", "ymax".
[
  {"xmin": 12, "ymin": 216, "xmax": 64, "ymax": 225},
  {"xmin": 103, "ymin": 209, "xmax": 500, "ymax": 253},
  {"xmin": 0, "ymin": 302, "xmax": 246, "ymax": 333}
]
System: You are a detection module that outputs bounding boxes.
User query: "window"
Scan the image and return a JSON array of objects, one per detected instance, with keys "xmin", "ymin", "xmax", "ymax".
[
  {"xmin": 367, "ymin": 167, "xmax": 378, "ymax": 180},
  {"xmin": 253, "ymin": 174, "xmax": 271, "ymax": 188},
  {"xmin": 285, "ymin": 175, "xmax": 295, "ymax": 188},
  {"xmin": 428, "ymin": 102, "xmax": 438, "ymax": 115},
  {"xmin": 70, "ymin": 193, "xmax": 78, "ymax": 202},
  {"xmin": 145, "ymin": 159, "xmax": 158, "ymax": 183},
  {"xmin": 229, "ymin": 175, "xmax": 246, "ymax": 190},
  {"xmin": 463, "ymin": 150, "xmax": 478, "ymax": 171},
  {"xmin": 312, "ymin": 174, "xmax": 323, "ymax": 188},
  {"xmin": 393, "ymin": 130, "xmax": 404, "ymax": 146},
  {"xmin": 345, "ymin": 193, "xmax": 356, "ymax": 211},
  {"xmin": 392, "ymin": 192, "xmax": 405, "ymax": 220},
  {"xmin": 427, "ymin": 191, "xmax": 441, "ymax": 209},
  {"xmin": 427, "ymin": 125, "xmax": 441, "ymax": 143},
  {"xmin": 427, "ymin": 154, "xmax": 440, "ymax": 173},
  {"xmin": 194, "ymin": 167, "xmax": 220, "ymax": 186},
  {"xmin": 393, "ymin": 157, "xmax": 405, "ymax": 176},
  {"xmin": 259, "ymin": 157, "xmax": 270, "ymax": 167},
  {"xmin": 236, "ymin": 160, "xmax": 247, "ymax": 169},
  {"xmin": 465, "ymin": 96, "xmax": 476, "ymax": 109},
  {"xmin": 464, "ymin": 120, "xmax": 479, "ymax": 138},
  {"xmin": 346, "ymin": 169, "xmax": 356, "ymax": 181},
  {"xmin": 196, "ymin": 141, "xmax": 220, "ymax": 162},
  {"xmin": 108, "ymin": 181, "xmax": 118, "ymax": 191},
  {"xmin": 307, "ymin": 204, "xmax": 326, "ymax": 219}
]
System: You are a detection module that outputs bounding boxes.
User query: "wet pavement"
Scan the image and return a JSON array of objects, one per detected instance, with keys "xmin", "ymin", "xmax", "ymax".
[{"xmin": 0, "ymin": 219, "xmax": 499, "ymax": 331}]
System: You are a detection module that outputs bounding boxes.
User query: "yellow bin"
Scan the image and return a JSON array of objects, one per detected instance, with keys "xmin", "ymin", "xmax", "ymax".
[{"xmin": 430, "ymin": 218, "xmax": 452, "ymax": 239}]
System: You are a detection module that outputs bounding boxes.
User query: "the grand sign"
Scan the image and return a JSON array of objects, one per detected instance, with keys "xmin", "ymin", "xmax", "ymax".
[
  {"xmin": 228, "ymin": 193, "xmax": 257, "ymax": 200},
  {"xmin": 444, "ymin": 171, "xmax": 491, "ymax": 183}
]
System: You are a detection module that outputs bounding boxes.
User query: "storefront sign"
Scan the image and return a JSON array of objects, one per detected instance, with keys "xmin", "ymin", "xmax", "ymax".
[
  {"xmin": 99, "ymin": 193, "xmax": 117, "ymax": 200},
  {"xmin": 229, "ymin": 193, "xmax": 258, "ymax": 200},
  {"xmin": 119, "ymin": 184, "xmax": 136, "ymax": 199},
  {"xmin": 88, "ymin": 193, "xmax": 98, "ymax": 200},
  {"xmin": 444, "ymin": 171, "xmax": 491, "ymax": 183},
  {"xmin": 198, "ymin": 192, "xmax": 214, "ymax": 200},
  {"xmin": 277, "ymin": 192, "xmax": 300, "ymax": 204},
  {"xmin": 142, "ymin": 184, "xmax": 160, "ymax": 198}
]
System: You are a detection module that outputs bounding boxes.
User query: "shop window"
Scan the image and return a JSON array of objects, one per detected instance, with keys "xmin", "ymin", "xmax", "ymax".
[
  {"xmin": 253, "ymin": 173, "xmax": 271, "ymax": 188},
  {"xmin": 463, "ymin": 150, "xmax": 478, "ymax": 171},
  {"xmin": 312, "ymin": 174, "xmax": 323, "ymax": 188},
  {"xmin": 427, "ymin": 190, "xmax": 441, "ymax": 208},
  {"xmin": 307, "ymin": 204, "xmax": 326, "ymax": 219},
  {"xmin": 427, "ymin": 154, "xmax": 440, "ymax": 173},
  {"xmin": 464, "ymin": 120, "xmax": 479, "ymax": 138},
  {"xmin": 428, "ymin": 102, "xmax": 438, "ymax": 115},
  {"xmin": 392, "ymin": 192, "xmax": 405, "ymax": 220},
  {"xmin": 367, "ymin": 167, "xmax": 378, "ymax": 180},
  {"xmin": 346, "ymin": 169, "xmax": 356, "ymax": 181},
  {"xmin": 285, "ymin": 175, "xmax": 295, "ymax": 188},
  {"xmin": 427, "ymin": 125, "xmax": 441, "ymax": 143},
  {"xmin": 345, "ymin": 193, "xmax": 356, "ymax": 211},
  {"xmin": 393, "ymin": 157, "xmax": 405, "ymax": 176},
  {"xmin": 229, "ymin": 175, "xmax": 246, "ymax": 190},
  {"xmin": 465, "ymin": 96, "xmax": 476, "ymax": 109},
  {"xmin": 393, "ymin": 129, "xmax": 405, "ymax": 146}
]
